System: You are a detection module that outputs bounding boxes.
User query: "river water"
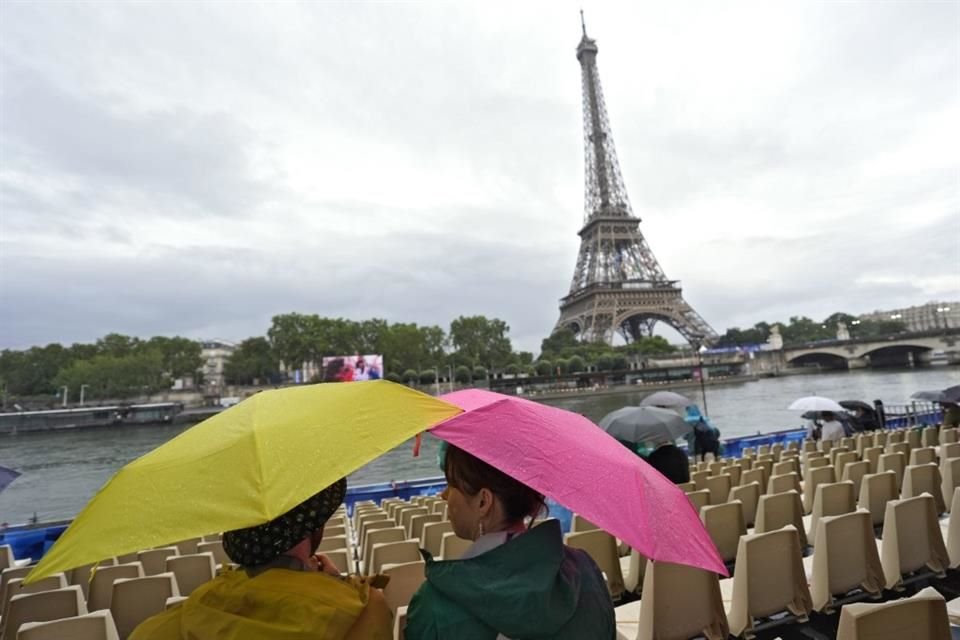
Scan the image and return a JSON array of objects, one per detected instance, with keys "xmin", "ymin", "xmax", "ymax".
[{"xmin": 1, "ymin": 368, "xmax": 957, "ymax": 525}]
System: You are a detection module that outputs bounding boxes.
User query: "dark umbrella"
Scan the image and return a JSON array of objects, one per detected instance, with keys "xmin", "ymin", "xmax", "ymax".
[
  {"xmin": 598, "ymin": 406, "xmax": 693, "ymax": 444},
  {"xmin": 0, "ymin": 465, "xmax": 20, "ymax": 494},
  {"xmin": 839, "ymin": 400, "xmax": 875, "ymax": 414},
  {"xmin": 639, "ymin": 390, "xmax": 693, "ymax": 410},
  {"xmin": 911, "ymin": 385, "xmax": 960, "ymax": 404}
]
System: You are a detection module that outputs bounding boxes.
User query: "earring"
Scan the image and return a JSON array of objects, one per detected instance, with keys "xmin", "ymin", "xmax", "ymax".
[{"xmin": 478, "ymin": 520, "xmax": 485, "ymax": 538}]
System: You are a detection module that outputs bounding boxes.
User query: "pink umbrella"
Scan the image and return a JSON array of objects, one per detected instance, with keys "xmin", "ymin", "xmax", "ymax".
[{"xmin": 432, "ymin": 389, "xmax": 726, "ymax": 576}]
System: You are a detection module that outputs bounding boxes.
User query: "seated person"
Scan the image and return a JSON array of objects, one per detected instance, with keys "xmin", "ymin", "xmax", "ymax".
[
  {"xmin": 647, "ymin": 443, "xmax": 690, "ymax": 484},
  {"xmin": 405, "ymin": 444, "xmax": 615, "ymax": 639},
  {"xmin": 131, "ymin": 478, "xmax": 391, "ymax": 639}
]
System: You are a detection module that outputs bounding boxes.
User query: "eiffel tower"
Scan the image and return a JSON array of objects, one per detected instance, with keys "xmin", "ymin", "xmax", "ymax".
[{"xmin": 555, "ymin": 16, "xmax": 718, "ymax": 347}]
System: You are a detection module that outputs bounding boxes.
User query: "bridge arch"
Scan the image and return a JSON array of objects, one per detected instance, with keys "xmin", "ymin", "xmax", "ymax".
[{"xmin": 786, "ymin": 351, "xmax": 850, "ymax": 370}]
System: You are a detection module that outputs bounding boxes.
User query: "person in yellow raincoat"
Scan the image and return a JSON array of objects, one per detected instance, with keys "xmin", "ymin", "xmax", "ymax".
[{"xmin": 130, "ymin": 478, "xmax": 391, "ymax": 640}]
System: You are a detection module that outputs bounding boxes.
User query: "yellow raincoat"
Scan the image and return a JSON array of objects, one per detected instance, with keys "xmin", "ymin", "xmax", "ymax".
[{"xmin": 130, "ymin": 569, "xmax": 392, "ymax": 640}]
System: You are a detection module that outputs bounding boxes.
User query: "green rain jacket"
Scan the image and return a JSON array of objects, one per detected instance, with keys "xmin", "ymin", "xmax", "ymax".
[{"xmin": 405, "ymin": 520, "xmax": 616, "ymax": 640}]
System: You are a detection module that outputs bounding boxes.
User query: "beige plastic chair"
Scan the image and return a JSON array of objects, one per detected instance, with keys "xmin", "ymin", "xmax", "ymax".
[
  {"xmin": 409, "ymin": 513, "xmax": 442, "ymax": 542},
  {"xmin": 0, "ymin": 546, "xmax": 30, "ymax": 572},
  {"xmin": 942, "ymin": 428, "xmax": 959, "ymax": 445},
  {"xmin": 136, "ymin": 547, "xmax": 178, "ymax": 577},
  {"xmin": 399, "ymin": 507, "xmax": 429, "ymax": 536},
  {"xmin": 902, "ymin": 463, "xmax": 946, "ymax": 513},
  {"xmin": 722, "ymin": 465, "xmax": 742, "ymax": 486},
  {"xmin": 729, "ymin": 482, "xmax": 761, "ymax": 528},
  {"xmin": 701, "ymin": 502, "xmax": 746, "ymax": 564},
  {"xmin": 394, "ymin": 604, "xmax": 409, "ymax": 640},
  {"xmin": 87, "ymin": 563, "xmax": 144, "ymax": 612},
  {"xmin": 704, "ymin": 474, "xmax": 733, "ymax": 506},
  {"xmin": 109, "ymin": 573, "xmax": 179, "ymax": 639},
  {"xmin": 861, "ymin": 446, "xmax": 882, "ymax": 474},
  {"xmin": 200, "ymin": 533, "xmax": 222, "ymax": 543},
  {"xmin": 322, "ymin": 549, "xmax": 351, "ymax": 574},
  {"xmin": 1, "ymin": 586, "xmax": 87, "ymax": 640},
  {"xmin": 691, "ymin": 470, "xmax": 710, "ymax": 491},
  {"xmin": 727, "ymin": 527, "xmax": 812, "ymax": 639},
  {"xmin": 67, "ymin": 559, "xmax": 117, "ymax": 600},
  {"xmin": 886, "ymin": 440, "xmax": 910, "ymax": 460},
  {"xmin": 361, "ymin": 527, "xmax": 406, "ymax": 572},
  {"xmin": 355, "ymin": 509, "xmax": 388, "ymax": 535},
  {"xmin": 618, "ymin": 560, "xmax": 728, "ymax": 640},
  {"xmin": 801, "ymin": 441, "xmax": 818, "ymax": 455},
  {"xmin": 686, "ymin": 489, "xmax": 711, "ymax": 513},
  {"xmin": 164, "ymin": 553, "xmax": 215, "ymax": 597},
  {"xmin": 803, "ymin": 466, "xmax": 836, "ymax": 514},
  {"xmin": 909, "ymin": 447, "xmax": 937, "ymax": 467},
  {"xmin": 809, "ymin": 511, "xmax": 884, "ymax": 613},
  {"xmin": 941, "ymin": 457, "xmax": 960, "ymax": 512},
  {"xmin": 922, "ymin": 426, "xmax": 940, "ymax": 448},
  {"xmin": 941, "ymin": 442, "xmax": 960, "ymax": 461},
  {"xmin": 945, "ymin": 487, "xmax": 960, "ymax": 568},
  {"xmin": 0, "ymin": 566, "xmax": 31, "ymax": 612},
  {"xmin": 806, "ymin": 457, "xmax": 829, "ymax": 473},
  {"xmin": 907, "ymin": 429, "xmax": 923, "ymax": 451},
  {"xmin": 676, "ymin": 482, "xmax": 696, "ymax": 493},
  {"xmin": 841, "ymin": 460, "xmax": 870, "ymax": 501},
  {"xmin": 807, "ymin": 481, "xmax": 856, "ymax": 543},
  {"xmin": 755, "ymin": 490, "xmax": 807, "ymax": 548},
  {"xmin": 879, "ymin": 494, "xmax": 949, "ymax": 590},
  {"xmin": 368, "ymin": 541, "xmax": 421, "ymax": 576},
  {"xmin": 767, "ymin": 472, "xmax": 800, "ymax": 496},
  {"xmin": 833, "ymin": 451, "xmax": 858, "ymax": 484},
  {"xmin": 565, "ymin": 529, "xmax": 625, "ymax": 598},
  {"xmin": 620, "ymin": 548, "xmax": 648, "ymax": 595},
  {"xmin": 857, "ymin": 471, "xmax": 898, "ymax": 528},
  {"xmin": 360, "ymin": 519, "xmax": 396, "ymax": 554},
  {"xmin": 438, "ymin": 532, "xmax": 471, "ymax": 561},
  {"xmin": 421, "ymin": 521, "xmax": 454, "ymax": 558},
  {"xmin": 1, "ymin": 574, "xmax": 68, "ymax": 626},
  {"xmin": 323, "ymin": 525, "xmax": 347, "ymax": 539},
  {"xmin": 739, "ymin": 468, "xmax": 764, "ymax": 489},
  {"xmin": 173, "ymin": 538, "xmax": 200, "ymax": 556},
  {"xmin": 571, "ymin": 513, "xmax": 600, "ymax": 532},
  {"xmin": 17, "ymin": 609, "xmax": 121, "ymax": 640},
  {"xmin": 753, "ymin": 460, "xmax": 773, "ymax": 488},
  {"xmin": 772, "ymin": 460, "xmax": 796, "ymax": 477},
  {"xmin": 195, "ymin": 541, "xmax": 229, "ymax": 567},
  {"xmin": 836, "ymin": 586, "xmax": 949, "ymax": 640},
  {"xmin": 315, "ymin": 535, "xmax": 349, "ymax": 553},
  {"xmin": 381, "ymin": 560, "xmax": 426, "ymax": 615},
  {"xmin": 877, "ymin": 452, "xmax": 906, "ymax": 489}
]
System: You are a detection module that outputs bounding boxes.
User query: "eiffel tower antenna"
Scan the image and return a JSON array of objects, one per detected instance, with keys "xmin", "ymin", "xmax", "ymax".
[{"xmin": 555, "ymin": 23, "xmax": 718, "ymax": 347}]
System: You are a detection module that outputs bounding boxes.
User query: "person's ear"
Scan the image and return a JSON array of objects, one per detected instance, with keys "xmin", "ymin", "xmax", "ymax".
[{"xmin": 477, "ymin": 488, "xmax": 494, "ymax": 514}]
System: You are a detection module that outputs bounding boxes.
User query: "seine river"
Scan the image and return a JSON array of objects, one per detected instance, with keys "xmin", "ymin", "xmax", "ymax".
[{"xmin": 1, "ymin": 368, "xmax": 957, "ymax": 526}]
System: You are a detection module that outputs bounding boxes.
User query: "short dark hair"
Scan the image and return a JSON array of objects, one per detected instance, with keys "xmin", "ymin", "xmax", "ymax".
[{"xmin": 444, "ymin": 444, "xmax": 546, "ymax": 524}]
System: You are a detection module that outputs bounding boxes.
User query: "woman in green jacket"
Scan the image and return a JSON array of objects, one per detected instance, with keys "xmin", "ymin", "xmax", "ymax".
[{"xmin": 405, "ymin": 444, "xmax": 616, "ymax": 639}]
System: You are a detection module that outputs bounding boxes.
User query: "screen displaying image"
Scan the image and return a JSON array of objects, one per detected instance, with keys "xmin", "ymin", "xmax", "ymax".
[{"xmin": 321, "ymin": 354, "xmax": 384, "ymax": 382}]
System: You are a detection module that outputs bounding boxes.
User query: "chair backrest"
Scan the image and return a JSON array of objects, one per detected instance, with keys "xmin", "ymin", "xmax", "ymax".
[
  {"xmin": 0, "ymin": 546, "xmax": 15, "ymax": 572},
  {"xmin": 768, "ymin": 472, "xmax": 800, "ymax": 496},
  {"xmin": 136, "ymin": 547, "xmax": 178, "ymax": 577},
  {"xmin": 907, "ymin": 429, "xmax": 922, "ymax": 451},
  {"xmin": 409, "ymin": 513, "xmax": 443, "ymax": 542},
  {"xmin": 323, "ymin": 549, "xmax": 351, "ymax": 575},
  {"xmin": 729, "ymin": 482, "xmax": 761, "ymax": 528},
  {"xmin": 195, "ymin": 541, "xmax": 229, "ymax": 567},
  {"xmin": 727, "ymin": 527, "xmax": 812, "ymax": 638},
  {"xmin": 921, "ymin": 426, "xmax": 940, "ymax": 448},
  {"xmin": 691, "ymin": 470, "xmax": 710, "ymax": 491},
  {"xmin": 2, "ymin": 586, "xmax": 87, "ymax": 640},
  {"xmin": 87, "ymin": 563, "xmax": 144, "ymax": 612},
  {"xmin": 17, "ymin": 610, "xmax": 121, "ymax": 640},
  {"xmin": 0, "ymin": 566, "xmax": 31, "ymax": 612},
  {"xmin": 802, "ymin": 441, "xmax": 818, "ymax": 454},
  {"xmin": 381, "ymin": 561, "xmax": 426, "ymax": 615},
  {"xmin": 941, "ymin": 457, "xmax": 960, "ymax": 514},
  {"xmin": 806, "ymin": 457, "xmax": 829, "ymax": 472},
  {"xmin": 755, "ymin": 490, "xmax": 807, "ymax": 547},
  {"xmin": 942, "ymin": 428, "xmax": 959, "ymax": 445},
  {"xmin": 704, "ymin": 474, "xmax": 733, "ymax": 506},
  {"xmin": 946, "ymin": 487, "xmax": 960, "ymax": 568},
  {"xmin": 810, "ymin": 511, "xmax": 884, "ymax": 612},
  {"xmin": 362, "ymin": 527, "xmax": 406, "ymax": 571},
  {"xmin": 173, "ymin": 538, "xmax": 200, "ymax": 556},
  {"xmin": 438, "ymin": 532, "xmax": 471, "ymax": 561},
  {"xmin": 622, "ymin": 548, "xmax": 648, "ymax": 595},
  {"xmin": 564, "ymin": 529, "xmax": 624, "ymax": 597},
  {"xmin": 835, "ymin": 586, "xmax": 949, "ymax": 640},
  {"xmin": 809, "ymin": 481, "xmax": 856, "ymax": 542},
  {"xmin": 739, "ymin": 469, "xmax": 764, "ymax": 488},
  {"xmin": 399, "ymin": 507, "xmax": 429, "ymax": 536},
  {"xmin": 637, "ymin": 560, "xmax": 729, "ymax": 640},
  {"xmin": 2, "ymin": 574, "xmax": 68, "ymax": 625},
  {"xmin": 833, "ymin": 451, "xmax": 858, "ymax": 482},
  {"xmin": 110, "ymin": 573, "xmax": 179, "ymax": 639},
  {"xmin": 700, "ymin": 501, "xmax": 746, "ymax": 563},
  {"xmin": 360, "ymin": 519, "xmax": 396, "ymax": 553},
  {"xmin": 421, "ymin": 521, "xmax": 454, "ymax": 559},
  {"xmin": 880, "ymin": 494, "xmax": 949, "ymax": 589},
  {"xmin": 369, "ymin": 541, "xmax": 422, "ymax": 576},
  {"xmin": 803, "ymin": 466, "xmax": 836, "ymax": 514},
  {"xmin": 941, "ymin": 443, "xmax": 960, "ymax": 460},
  {"xmin": 841, "ymin": 461, "xmax": 870, "ymax": 501},
  {"xmin": 315, "ymin": 535, "xmax": 348, "ymax": 553},
  {"xmin": 571, "ymin": 513, "xmax": 600, "ymax": 532},
  {"xmin": 323, "ymin": 525, "xmax": 347, "ymax": 539},
  {"xmin": 877, "ymin": 452, "xmax": 906, "ymax": 489},
  {"xmin": 164, "ymin": 553, "xmax": 216, "ymax": 597},
  {"xmin": 857, "ymin": 471, "xmax": 898, "ymax": 527},
  {"xmin": 772, "ymin": 460, "xmax": 796, "ymax": 477},
  {"xmin": 722, "ymin": 465, "xmax": 742, "ymax": 486},
  {"xmin": 676, "ymin": 481, "xmax": 696, "ymax": 493},
  {"xmin": 909, "ymin": 447, "xmax": 937, "ymax": 467},
  {"xmin": 862, "ymin": 447, "xmax": 882, "ymax": 474},
  {"xmin": 902, "ymin": 463, "xmax": 946, "ymax": 513},
  {"xmin": 686, "ymin": 489, "xmax": 710, "ymax": 513},
  {"xmin": 355, "ymin": 509, "xmax": 387, "ymax": 533}
]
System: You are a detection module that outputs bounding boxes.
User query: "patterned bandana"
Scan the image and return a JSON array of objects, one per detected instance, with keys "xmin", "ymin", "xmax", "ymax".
[{"xmin": 223, "ymin": 477, "xmax": 347, "ymax": 566}]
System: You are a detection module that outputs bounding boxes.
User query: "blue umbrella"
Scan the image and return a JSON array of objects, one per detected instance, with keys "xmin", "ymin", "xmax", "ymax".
[{"xmin": 0, "ymin": 465, "xmax": 20, "ymax": 494}]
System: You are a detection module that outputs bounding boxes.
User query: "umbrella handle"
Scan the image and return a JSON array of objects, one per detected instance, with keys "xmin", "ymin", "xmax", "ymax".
[{"xmin": 413, "ymin": 433, "xmax": 423, "ymax": 457}]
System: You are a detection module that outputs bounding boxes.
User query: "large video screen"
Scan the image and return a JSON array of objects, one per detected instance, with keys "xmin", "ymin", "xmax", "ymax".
[{"xmin": 321, "ymin": 354, "xmax": 384, "ymax": 382}]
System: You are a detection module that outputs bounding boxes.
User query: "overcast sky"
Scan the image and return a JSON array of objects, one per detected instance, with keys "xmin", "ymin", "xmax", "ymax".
[{"xmin": 1, "ymin": 1, "xmax": 958, "ymax": 354}]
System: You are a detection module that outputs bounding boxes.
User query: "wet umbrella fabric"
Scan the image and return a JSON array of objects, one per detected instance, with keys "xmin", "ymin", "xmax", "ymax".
[
  {"xmin": 912, "ymin": 385, "xmax": 960, "ymax": 405},
  {"xmin": 788, "ymin": 396, "xmax": 846, "ymax": 412},
  {"xmin": 598, "ymin": 406, "xmax": 693, "ymax": 444},
  {"xmin": 639, "ymin": 391, "xmax": 693, "ymax": 409},
  {"xmin": 26, "ymin": 381, "xmax": 462, "ymax": 584},
  {"xmin": 0, "ymin": 465, "xmax": 20, "ymax": 494},
  {"xmin": 434, "ymin": 389, "xmax": 727, "ymax": 576}
]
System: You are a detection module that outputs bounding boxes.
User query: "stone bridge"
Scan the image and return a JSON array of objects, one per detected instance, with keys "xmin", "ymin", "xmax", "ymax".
[{"xmin": 782, "ymin": 330, "xmax": 960, "ymax": 369}]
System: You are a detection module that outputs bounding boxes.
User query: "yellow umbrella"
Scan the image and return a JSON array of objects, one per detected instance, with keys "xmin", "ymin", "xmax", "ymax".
[{"xmin": 26, "ymin": 380, "xmax": 461, "ymax": 583}]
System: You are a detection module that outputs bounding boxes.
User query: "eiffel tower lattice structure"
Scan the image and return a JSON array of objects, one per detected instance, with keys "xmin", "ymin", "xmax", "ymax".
[{"xmin": 555, "ymin": 17, "xmax": 718, "ymax": 347}]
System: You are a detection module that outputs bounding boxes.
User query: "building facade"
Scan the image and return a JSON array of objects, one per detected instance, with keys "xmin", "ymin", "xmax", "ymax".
[
  {"xmin": 859, "ymin": 301, "xmax": 958, "ymax": 332},
  {"xmin": 200, "ymin": 339, "xmax": 237, "ymax": 391}
]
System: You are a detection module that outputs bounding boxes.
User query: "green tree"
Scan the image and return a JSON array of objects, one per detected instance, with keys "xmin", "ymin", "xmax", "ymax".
[
  {"xmin": 454, "ymin": 365, "xmax": 471, "ymax": 383},
  {"xmin": 96, "ymin": 333, "xmax": 142, "ymax": 358},
  {"xmin": 145, "ymin": 336, "xmax": 203, "ymax": 378},
  {"xmin": 449, "ymin": 315, "xmax": 513, "ymax": 369},
  {"xmin": 419, "ymin": 369, "xmax": 437, "ymax": 385},
  {"xmin": 385, "ymin": 372, "xmax": 402, "ymax": 383},
  {"xmin": 594, "ymin": 354, "xmax": 614, "ymax": 371},
  {"xmin": 504, "ymin": 363, "xmax": 520, "ymax": 375},
  {"xmin": 540, "ymin": 328, "xmax": 578, "ymax": 358},
  {"xmin": 402, "ymin": 369, "xmax": 419, "ymax": 385},
  {"xmin": 555, "ymin": 357, "xmax": 570, "ymax": 374},
  {"xmin": 472, "ymin": 366, "xmax": 488, "ymax": 381},
  {"xmin": 224, "ymin": 338, "xmax": 278, "ymax": 385},
  {"xmin": 610, "ymin": 354, "xmax": 628, "ymax": 371},
  {"xmin": 55, "ymin": 351, "xmax": 166, "ymax": 400},
  {"xmin": 535, "ymin": 360, "xmax": 554, "ymax": 376},
  {"xmin": 567, "ymin": 355, "xmax": 586, "ymax": 373},
  {"xmin": 267, "ymin": 313, "xmax": 315, "ymax": 373}
]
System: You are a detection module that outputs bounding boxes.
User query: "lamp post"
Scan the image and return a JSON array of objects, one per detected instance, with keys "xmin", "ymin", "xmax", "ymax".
[
  {"xmin": 80, "ymin": 384, "xmax": 90, "ymax": 407},
  {"xmin": 447, "ymin": 365, "xmax": 453, "ymax": 392},
  {"xmin": 937, "ymin": 306, "xmax": 951, "ymax": 330},
  {"xmin": 60, "ymin": 385, "xmax": 68, "ymax": 408},
  {"xmin": 696, "ymin": 345, "xmax": 709, "ymax": 417}
]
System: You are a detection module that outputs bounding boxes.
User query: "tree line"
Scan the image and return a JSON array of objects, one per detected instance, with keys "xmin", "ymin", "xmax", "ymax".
[{"xmin": 714, "ymin": 313, "xmax": 908, "ymax": 348}]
